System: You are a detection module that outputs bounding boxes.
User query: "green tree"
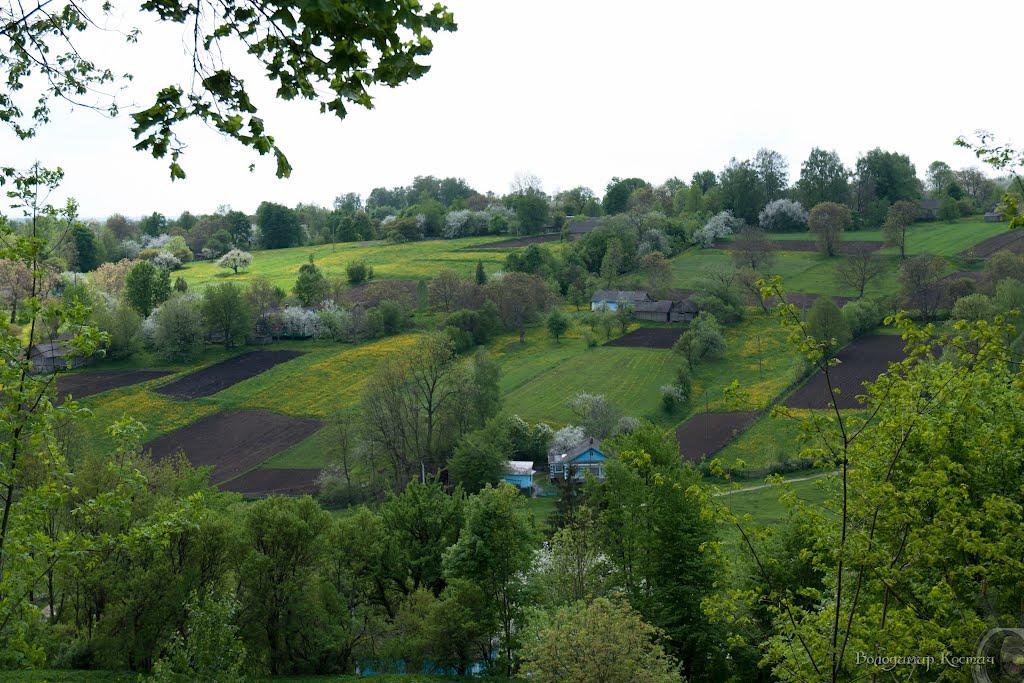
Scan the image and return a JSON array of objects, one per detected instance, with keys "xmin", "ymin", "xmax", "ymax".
[
  {"xmin": 448, "ymin": 430, "xmax": 507, "ymax": 495},
  {"xmin": 345, "ymin": 259, "xmax": 374, "ymax": 284},
  {"xmin": 603, "ymin": 177, "xmax": 650, "ymax": 215},
  {"xmin": 152, "ymin": 295, "xmax": 205, "ymax": 361},
  {"xmin": 201, "ymin": 282, "xmax": 253, "ymax": 347},
  {"xmin": 443, "ymin": 484, "xmax": 538, "ymax": 674},
  {"xmin": 139, "ymin": 212, "xmax": 168, "ymax": 236},
  {"xmin": 513, "ymin": 190, "xmax": 550, "ymax": 234},
  {"xmin": 939, "ymin": 194, "xmax": 959, "ymax": 222},
  {"xmin": 600, "ymin": 238, "xmax": 623, "ymax": 287},
  {"xmin": 590, "ymin": 424, "xmax": 721, "ymax": 679},
  {"xmin": 795, "ymin": 148, "xmax": 850, "ymax": 207},
  {"xmin": 153, "ymin": 589, "xmax": 247, "ymax": 683},
  {"xmin": 546, "ymin": 308, "xmax": 569, "ymax": 343},
  {"xmin": 807, "ymin": 202, "xmax": 851, "ymax": 257},
  {"xmin": 719, "ymin": 158, "xmax": 766, "ymax": 224},
  {"xmin": 257, "ymin": 202, "xmax": 302, "ymax": 249},
  {"xmin": 124, "ymin": 260, "xmax": 171, "ymax": 315},
  {"xmin": 293, "ymin": 257, "xmax": 327, "ymax": 307},
  {"xmin": 71, "ymin": 224, "xmax": 98, "ymax": 271},
  {"xmin": 475, "ymin": 259, "xmax": 487, "ymax": 285},
  {"xmin": 854, "ymin": 148, "xmax": 921, "ymax": 205},
  {"xmin": 881, "ymin": 199, "xmax": 918, "ymax": 259},
  {"xmin": 805, "ymin": 295, "xmax": 851, "ymax": 353},
  {"xmin": 521, "ymin": 597, "xmax": 681, "ymax": 683}
]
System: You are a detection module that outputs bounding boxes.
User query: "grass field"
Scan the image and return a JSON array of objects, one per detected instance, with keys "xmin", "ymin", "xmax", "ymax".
[
  {"xmin": 717, "ymin": 473, "xmax": 836, "ymax": 546},
  {"xmin": 177, "ymin": 236, "xmax": 513, "ymax": 290}
]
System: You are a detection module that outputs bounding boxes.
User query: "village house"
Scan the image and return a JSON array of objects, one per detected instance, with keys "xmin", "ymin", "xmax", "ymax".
[
  {"xmin": 917, "ymin": 198, "xmax": 941, "ymax": 220},
  {"xmin": 502, "ymin": 460, "xmax": 535, "ymax": 494},
  {"xmin": 566, "ymin": 216, "xmax": 600, "ymax": 238},
  {"xmin": 548, "ymin": 438, "xmax": 608, "ymax": 482},
  {"xmin": 593, "ymin": 290, "xmax": 699, "ymax": 323},
  {"xmin": 29, "ymin": 334, "xmax": 96, "ymax": 374},
  {"xmin": 590, "ymin": 289, "xmax": 649, "ymax": 311},
  {"xmin": 984, "ymin": 209, "xmax": 1005, "ymax": 223}
]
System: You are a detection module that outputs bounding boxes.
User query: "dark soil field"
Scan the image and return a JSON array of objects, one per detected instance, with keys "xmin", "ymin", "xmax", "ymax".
[
  {"xmin": 676, "ymin": 411, "xmax": 760, "ymax": 462},
  {"xmin": 219, "ymin": 468, "xmax": 321, "ymax": 496},
  {"xmin": 962, "ymin": 230, "xmax": 1024, "ymax": 258},
  {"xmin": 146, "ymin": 410, "xmax": 322, "ymax": 483},
  {"xmin": 713, "ymin": 239, "xmax": 883, "ymax": 254},
  {"xmin": 785, "ymin": 334, "xmax": 906, "ymax": 409},
  {"xmin": 56, "ymin": 370, "xmax": 171, "ymax": 400},
  {"xmin": 155, "ymin": 350, "xmax": 303, "ymax": 399},
  {"xmin": 605, "ymin": 326, "xmax": 684, "ymax": 349},
  {"xmin": 472, "ymin": 233, "xmax": 563, "ymax": 249}
]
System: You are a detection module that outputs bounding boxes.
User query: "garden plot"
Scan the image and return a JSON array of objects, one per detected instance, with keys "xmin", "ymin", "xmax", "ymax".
[
  {"xmin": 219, "ymin": 468, "xmax": 321, "ymax": 497},
  {"xmin": 785, "ymin": 334, "xmax": 906, "ymax": 409},
  {"xmin": 713, "ymin": 239, "xmax": 883, "ymax": 254},
  {"xmin": 604, "ymin": 327, "xmax": 684, "ymax": 349},
  {"xmin": 962, "ymin": 230, "xmax": 1024, "ymax": 258},
  {"xmin": 146, "ymin": 410, "xmax": 322, "ymax": 483},
  {"xmin": 676, "ymin": 411, "xmax": 760, "ymax": 462},
  {"xmin": 156, "ymin": 350, "xmax": 303, "ymax": 399},
  {"xmin": 56, "ymin": 370, "xmax": 171, "ymax": 400}
]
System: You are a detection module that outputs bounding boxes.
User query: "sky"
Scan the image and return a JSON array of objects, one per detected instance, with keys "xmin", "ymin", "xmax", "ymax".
[{"xmin": 3, "ymin": 0, "xmax": 1022, "ymax": 219}]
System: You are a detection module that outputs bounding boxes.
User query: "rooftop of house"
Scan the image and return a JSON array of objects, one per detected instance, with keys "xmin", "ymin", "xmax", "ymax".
[
  {"xmin": 550, "ymin": 437, "xmax": 604, "ymax": 465},
  {"xmin": 918, "ymin": 198, "xmax": 941, "ymax": 210},
  {"xmin": 591, "ymin": 289, "xmax": 650, "ymax": 303},
  {"xmin": 634, "ymin": 300, "xmax": 673, "ymax": 313},
  {"xmin": 506, "ymin": 461, "xmax": 535, "ymax": 476},
  {"xmin": 567, "ymin": 217, "xmax": 601, "ymax": 234}
]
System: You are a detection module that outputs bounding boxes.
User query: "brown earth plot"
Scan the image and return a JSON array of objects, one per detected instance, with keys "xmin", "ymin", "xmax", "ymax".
[
  {"xmin": 156, "ymin": 350, "xmax": 303, "ymax": 399},
  {"xmin": 676, "ymin": 411, "xmax": 760, "ymax": 462},
  {"xmin": 785, "ymin": 334, "xmax": 906, "ymax": 409},
  {"xmin": 56, "ymin": 370, "xmax": 171, "ymax": 400}
]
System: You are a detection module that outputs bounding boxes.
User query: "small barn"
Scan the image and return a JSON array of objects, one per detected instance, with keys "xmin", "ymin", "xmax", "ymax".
[
  {"xmin": 984, "ymin": 209, "xmax": 1005, "ymax": 223},
  {"xmin": 502, "ymin": 461, "xmax": 535, "ymax": 494},
  {"xmin": 591, "ymin": 289, "xmax": 649, "ymax": 311},
  {"xmin": 633, "ymin": 299, "xmax": 673, "ymax": 322},
  {"xmin": 917, "ymin": 198, "xmax": 941, "ymax": 220},
  {"xmin": 671, "ymin": 298, "xmax": 699, "ymax": 323},
  {"xmin": 548, "ymin": 438, "xmax": 607, "ymax": 482},
  {"xmin": 566, "ymin": 216, "xmax": 600, "ymax": 237},
  {"xmin": 29, "ymin": 336, "xmax": 95, "ymax": 374}
]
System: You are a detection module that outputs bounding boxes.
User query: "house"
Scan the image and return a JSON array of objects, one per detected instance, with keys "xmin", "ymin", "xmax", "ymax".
[
  {"xmin": 548, "ymin": 438, "xmax": 608, "ymax": 482},
  {"xmin": 670, "ymin": 298, "xmax": 699, "ymax": 323},
  {"xmin": 591, "ymin": 289, "xmax": 649, "ymax": 311},
  {"xmin": 633, "ymin": 299, "xmax": 673, "ymax": 322},
  {"xmin": 917, "ymin": 198, "xmax": 941, "ymax": 220},
  {"xmin": 29, "ymin": 334, "xmax": 96, "ymax": 374},
  {"xmin": 502, "ymin": 461, "xmax": 535, "ymax": 493},
  {"xmin": 985, "ymin": 209, "xmax": 1005, "ymax": 223},
  {"xmin": 566, "ymin": 216, "xmax": 600, "ymax": 237}
]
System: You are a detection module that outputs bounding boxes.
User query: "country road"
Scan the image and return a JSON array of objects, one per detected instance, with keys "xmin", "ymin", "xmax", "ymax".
[{"xmin": 713, "ymin": 470, "xmax": 838, "ymax": 497}]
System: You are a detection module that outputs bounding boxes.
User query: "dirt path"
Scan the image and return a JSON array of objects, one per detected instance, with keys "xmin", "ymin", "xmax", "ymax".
[{"xmin": 713, "ymin": 469, "xmax": 838, "ymax": 497}]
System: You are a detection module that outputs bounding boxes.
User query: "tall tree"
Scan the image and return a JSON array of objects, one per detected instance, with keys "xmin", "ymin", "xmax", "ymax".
[
  {"xmin": 484, "ymin": 273, "xmax": 551, "ymax": 343},
  {"xmin": 836, "ymin": 250, "xmax": 885, "ymax": 298},
  {"xmin": 882, "ymin": 199, "xmax": 918, "ymax": 259},
  {"xmin": 71, "ymin": 224, "xmax": 98, "ymax": 272},
  {"xmin": 854, "ymin": 148, "xmax": 922, "ymax": 204},
  {"xmin": 807, "ymin": 202, "xmax": 851, "ymax": 257},
  {"xmin": 602, "ymin": 178, "xmax": 650, "ymax": 215},
  {"xmin": 257, "ymin": 202, "xmax": 302, "ymax": 249},
  {"xmin": 753, "ymin": 148, "xmax": 789, "ymax": 202},
  {"xmin": 719, "ymin": 158, "xmax": 766, "ymax": 224},
  {"xmin": 795, "ymin": 148, "xmax": 850, "ymax": 207}
]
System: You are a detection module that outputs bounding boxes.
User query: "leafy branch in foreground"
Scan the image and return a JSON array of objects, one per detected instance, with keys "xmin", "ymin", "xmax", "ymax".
[{"xmin": 1, "ymin": 0, "xmax": 456, "ymax": 179}]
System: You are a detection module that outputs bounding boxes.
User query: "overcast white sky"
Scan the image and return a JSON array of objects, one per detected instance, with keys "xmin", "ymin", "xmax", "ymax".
[{"xmin": 3, "ymin": 0, "xmax": 1021, "ymax": 219}]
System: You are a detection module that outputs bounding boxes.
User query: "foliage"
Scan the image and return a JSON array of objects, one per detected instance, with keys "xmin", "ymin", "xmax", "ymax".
[
  {"xmin": 899, "ymin": 254, "xmax": 947, "ymax": 319},
  {"xmin": 293, "ymin": 258, "xmax": 327, "ymax": 307},
  {"xmin": 951, "ymin": 292, "xmax": 995, "ymax": 321},
  {"xmin": 881, "ymin": 200, "xmax": 918, "ymax": 259},
  {"xmin": 567, "ymin": 392, "xmax": 621, "ymax": 440},
  {"xmin": 151, "ymin": 295, "xmax": 205, "ymax": 360},
  {"xmin": 201, "ymin": 283, "xmax": 253, "ymax": 347},
  {"xmin": 673, "ymin": 311, "xmax": 726, "ymax": 364},
  {"xmin": 603, "ymin": 177, "xmax": 650, "ymax": 215},
  {"xmin": 521, "ymin": 596, "xmax": 682, "ymax": 683},
  {"xmin": 807, "ymin": 202, "xmax": 851, "ymax": 257},
  {"xmin": 152, "ymin": 589, "xmax": 247, "ymax": 683},
  {"xmin": 840, "ymin": 298, "xmax": 884, "ymax": 337},
  {"xmin": 545, "ymin": 308, "xmax": 569, "ymax": 342},
  {"xmin": 759, "ymin": 198, "xmax": 808, "ymax": 233},
  {"xmin": 449, "ymin": 426, "xmax": 509, "ymax": 494},
  {"xmin": 71, "ymin": 224, "xmax": 99, "ymax": 272},
  {"xmin": 805, "ymin": 295, "xmax": 851, "ymax": 352},
  {"xmin": 484, "ymin": 272, "xmax": 551, "ymax": 343},
  {"xmin": 795, "ymin": 148, "xmax": 850, "ymax": 207},
  {"xmin": 217, "ymin": 249, "xmax": 253, "ymax": 274},
  {"xmin": 91, "ymin": 300, "xmax": 143, "ymax": 359},
  {"xmin": 151, "ymin": 250, "xmax": 183, "ymax": 271},
  {"xmin": 692, "ymin": 210, "xmax": 741, "ymax": 247},
  {"xmin": 124, "ymin": 260, "xmax": 171, "ymax": 315},
  {"xmin": 346, "ymin": 259, "xmax": 374, "ymax": 284}
]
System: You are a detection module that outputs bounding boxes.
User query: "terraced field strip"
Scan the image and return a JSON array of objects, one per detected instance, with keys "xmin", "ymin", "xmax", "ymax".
[
  {"xmin": 676, "ymin": 411, "xmax": 760, "ymax": 462},
  {"xmin": 146, "ymin": 410, "xmax": 323, "ymax": 483},
  {"xmin": 56, "ymin": 370, "xmax": 171, "ymax": 400},
  {"xmin": 785, "ymin": 334, "xmax": 906, "ymax": 409},
  {"xmin": 155, "ymin": 350, "xmax": 304, "ymax": 399}
]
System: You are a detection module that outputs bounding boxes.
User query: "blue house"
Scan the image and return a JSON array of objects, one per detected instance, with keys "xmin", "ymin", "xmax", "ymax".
[
  {"xmin": 503, "ymin": 460, "xmax": 536, "ymax": 493},
  {"xmin": 548, "ymin": 438, "xmax": 607, "ymax": 482},
  {"xmin": 590, "ymin": 289, "xmax": 649, "ymax": 312}
]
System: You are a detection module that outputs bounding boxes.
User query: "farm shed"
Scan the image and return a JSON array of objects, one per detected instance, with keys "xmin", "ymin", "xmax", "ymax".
[
  {"xmin": 548, "ymin": 438, "xmax": 607, "ymax": 482},
  {"xmin": 984, "ymin": 210, "xmax": 1005, "ymax": 223},
  {"xmin": 567, "ymin": 216, "xmax": 600, "ymax": 237},
  {"xmin": 591, "ymin": 289, "xmax": 649, "ymax": 311},
  {"xmin": 634, "ymin": 299, "xmax": 673, "ymax": 322},
  {"xmin": 503, "ymin": 461, "xmax": 536, "ymax": 493},
  {"xmin": 670, "ymin": 298, "xmax": 699, "ymax": 323},
  {"xmin": 29, "ymin": 336, "xmax": 95, "ymax": 374},
  {"xmin": 917, "ymin": 198, "xmax": 941, "ymax": 220}
]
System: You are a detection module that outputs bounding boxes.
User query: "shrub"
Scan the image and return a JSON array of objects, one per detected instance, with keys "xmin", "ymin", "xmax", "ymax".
[
  {"xmin": 92, "ymin": 301, "xmax": 142, "ymax": 360},
  {"xmin": 660, "ymin": 384, "xmax": 686, "ymax": 412},
  {"xmin": 152, "ymin": 250, "xmax": 182, "ymax": 271},
  {"xmin": 759, "ymin": 199, "xmax": 808, "ymax": 233},
  {"xmin": 692, "ymin": 211, "xmax": 742, "ymax": 247},
  {"xmin": 951, "ymin": 293, "xmax": 995, "ymax": 322},
  {"xmin": 152, "ymin": 296, "xmax": 204, "ymax": 361},
  {"xmin": 690, "ymin": 292, "xmax": 742, "ymax": 324},
  {"xmin": 673, "ymin": 312, "xmax": 726, "ymax": 364},
  {"xmin": 293, "ymin": 258, "xmax": 327, "ymax": 307},
  {"xmin": 375, "ymin": 300, "xmax": 408, "ymax": 335},
  {"xmin": 201, "ymin": 282, "xmax": 253, "ymax": 347},
  {"xmin": 314, "ymin": 305, "xmax": 353, "ymax": 341},
  {"xmin": 280, "ymin": 306, "xmax": 318, "ymax": 337},
  {"xmin": 841, "ymin": 299, "xmax": 884, "ymax": 337},
  {"xmin": 994, "ymin": 278, "xmax": 1024, "ymax": 316},
  {"xmin": 174, "ymin": 276, "xmax": 188, "ymax": 292},
  {"xmin": 807, "ymin": 296, "xmax": 851, "ymax": 351},
  {"xmin": 346, "ymin": 259, "xmax": 374, "ymax": 284}
]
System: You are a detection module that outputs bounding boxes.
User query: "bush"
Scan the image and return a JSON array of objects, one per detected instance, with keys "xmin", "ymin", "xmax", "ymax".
[
  {"xmin": 759, "ymin": 199, "xmax": 808, "ymax": 233},
  {"xmin": 445, "ymin": 305, "xmax": 500, "ymax": 347},
  {"xmin": 314, "ymin": 305, "xmax": 353, "ymax": 341},
  {"xmin": 152, "ymin": 296, "xmax": 204, "ymax": 361},
  {"xmin": 692, "ymin": 211, "xmax": 742, "ymax": 247},
  {"xmin": 673, "ymin": 312, "xmax": 726, "ymax": 364},
  {"xmin": 374, "ymin": 300, "xmax": 408, "ymax": 335},
  {"xmin": 280, "ymin": 306, "xmax": 318, "ymax": 338},
  {"xmin": 994, "ymin": 278, "xmax": 1024, "ymax": 316},
  {"xmin": 841, "ymin": 299, "xmax": 884, "ymax": 337},
  {"xmin": 92, "ymin": 301, "xmax": 143, "ymax": 360},
  {"xmin": 660, "ymin": 384, "xmax": 686, "ymax": 412},
  {"xmin": 346, "ymin": 259, "xmax": 374, "ymax": 284},
  {"xmin": 690, "ymin": 292, "xmax": 742, "ymax": 324},
  {"xmin": 201, "ymin": 282, "xmax": 253, "ymax": 347},
  {"xmin": 807, "ymin": 296, "xmax": 851, "ymax": 351},
  {"xmin": 951, "ymin": 293, "xmax": 995, "ymax": 322},
  {"xmin": 293, "ymin": 258, "xmax": 327, "ymax": 307},
  {"xmin": 152, "ymin": 250, "xmax": 182, "ymax": 271}
]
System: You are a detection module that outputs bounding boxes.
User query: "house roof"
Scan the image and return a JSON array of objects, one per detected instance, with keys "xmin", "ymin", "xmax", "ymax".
[
  {"xmin": 567, "ymin": 217, "xmax": 600, "ymax": 234},
  {"xmin": 674, "ymin": 298, "xmax": 699, "ymax": 314},
  {"xmin": 591, "ymin": 289, "xmax": 649, "ymax": 304},
  {"xmin": 918, "ymin": 198, "xmax": 941, "ymax": 210},
  {"xmin": 634, "ymin": 300, "xmax": 673, "ymax": 313},
  {"xmin": 506, "ymin": 461, "xmax": 535, "ymax": 476},
  {"xmin": 551, "ymin": 438, "xmax": 604, "ymax": 465}
]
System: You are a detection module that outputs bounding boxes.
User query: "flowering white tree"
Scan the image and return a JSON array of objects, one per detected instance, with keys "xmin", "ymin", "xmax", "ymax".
[
  {"xmin": 217, "ymin": 248, "xmax": 253, "ymax": 274},
  {"xmin": 759, "ymin": 198, "xmax": 808, "ymax": 233},
  {"xmin": 151, "ymin": 250, "xmax": 182, "ymax": 271},
  {"xmin": 548, "ymin": 425, "xmax": 588, "ymax": 459},
  {"xmin": 692, "ymin": 211, "xmax": 742, "ymax": 247},
  {"xmin": 280, "ymin": 306, "xmax": 319, "ymax": 337}
]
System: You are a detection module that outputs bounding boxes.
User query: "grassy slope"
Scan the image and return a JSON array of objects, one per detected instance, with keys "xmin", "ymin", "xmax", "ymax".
[
  {"xmin": 718, "ymin": 473, "xmax": 836, "ymax": 546},
  {"xmin": 177, "ymin": 236, "xmax": 511, "ymax": 290}
]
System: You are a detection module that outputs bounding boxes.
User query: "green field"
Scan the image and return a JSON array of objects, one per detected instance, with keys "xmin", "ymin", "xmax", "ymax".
[
  {"xmin": 177, "ymin": 236, "xmax": 513, "ymax": 290},
  {"xmin": 718, "ymin": 473, "xmax": 836, "ymax": 546}
]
